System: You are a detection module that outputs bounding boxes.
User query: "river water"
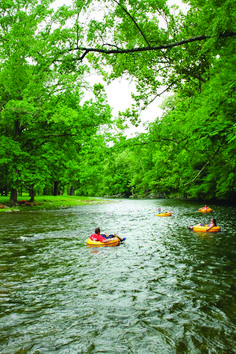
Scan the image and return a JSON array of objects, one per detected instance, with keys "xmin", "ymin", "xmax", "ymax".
[{"xmin": 0, "ymin": 199, "xmax": 236, "ymax": 353}]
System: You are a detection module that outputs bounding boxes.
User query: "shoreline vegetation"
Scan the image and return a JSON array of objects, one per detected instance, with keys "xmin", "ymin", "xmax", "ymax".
[
  {"xmin": 0, "ymin": 195, "xmax": 107, "ymax": 213},
  {"xmin": 1, "ymin": 195, "xmax": 235, "ymax": 213}
]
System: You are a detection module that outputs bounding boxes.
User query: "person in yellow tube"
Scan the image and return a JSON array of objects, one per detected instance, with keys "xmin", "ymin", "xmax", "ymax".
[{"xmin": 188, "ymin": 218, "xmax": 217, "ymax": 231}]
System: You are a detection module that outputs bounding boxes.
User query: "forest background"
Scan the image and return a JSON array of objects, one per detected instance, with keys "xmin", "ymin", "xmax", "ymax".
[{"xmin": 0, "ymin": 0, "xmax": 235, "ymax": 204}]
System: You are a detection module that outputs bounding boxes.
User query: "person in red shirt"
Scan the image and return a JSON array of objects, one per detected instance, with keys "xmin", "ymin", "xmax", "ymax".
[{"xmin": 90, "ymin": 228, "xmax": 111, "ymax": 243}]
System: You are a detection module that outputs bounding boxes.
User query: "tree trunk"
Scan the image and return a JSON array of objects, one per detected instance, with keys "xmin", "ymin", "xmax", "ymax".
[
  {"xmin": 29, "ymin": 185, "xmax": 35, "ymax": 202},
  {"xmin": 5, "ymin": 185, "xmax": 8, "ymax": 196},
  {"xmin": 10, "ymin": 188, "xmax": 17, "ymax": 205},
  {"xmin": 53, "ymin": 181, "xmax": 59, "ymax": 196},
  {"xmin": 69, "ymin": 186, "xmax": 74, "ymax": 196}
]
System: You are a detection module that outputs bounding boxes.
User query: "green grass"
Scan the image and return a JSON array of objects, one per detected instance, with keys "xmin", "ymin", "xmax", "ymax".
[{"xmin": 0, "ymin": 195, "xmax": 106, "ymax": 212}]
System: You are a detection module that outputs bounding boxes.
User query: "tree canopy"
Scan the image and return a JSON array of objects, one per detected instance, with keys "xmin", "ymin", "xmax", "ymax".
[{"xmin": 0, "ymin": 0, "xmax": 235, "ymax": 203}]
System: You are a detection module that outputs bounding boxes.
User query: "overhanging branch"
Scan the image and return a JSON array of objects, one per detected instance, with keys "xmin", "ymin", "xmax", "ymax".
[
  {"xmin": 112, "ymin": 0, "xmax": 151, "ymax": 46},
  {"xmin": 184, "ymin": 145, "xmax": 222, "ymax": 186},
  {"xmin": 75, "ymin": 32, "xmax": 236, "ymax": 60}
]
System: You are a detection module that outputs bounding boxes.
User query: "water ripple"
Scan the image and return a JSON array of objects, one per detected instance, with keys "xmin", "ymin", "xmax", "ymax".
[{"xmin": 0, "ymin": 199, "xmax": 236, "ymax": 353}]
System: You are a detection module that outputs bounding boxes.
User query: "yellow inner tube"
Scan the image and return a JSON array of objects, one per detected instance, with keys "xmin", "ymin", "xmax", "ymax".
[
  {"xmin": 86, "ymin": 236, "xmax": 120, "ymax": 247},
  {"xmin": 198, "ymin": 208, "xmax": 213, "ymax": 213},
  {"xmin": 156, "ymin": 212, "xmax": 172, "ymax": 217},
  {"xmin": 192, "ymin": 225, "xmax": 221, "ymax": 233}
]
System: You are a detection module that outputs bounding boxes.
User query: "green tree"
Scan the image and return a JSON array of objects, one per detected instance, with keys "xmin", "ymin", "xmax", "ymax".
[
  {"xmin": 1, "ymin": 0, "xmax": 235, "ymax": 202},
  {"xmin": 0, "ymin": 0, "xmax": 112, "ymax": 203}
]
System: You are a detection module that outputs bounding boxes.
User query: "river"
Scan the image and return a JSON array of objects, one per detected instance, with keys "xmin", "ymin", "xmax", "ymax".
[{"xmin": 0, "ymin": 199, "xmax": 236, "ymax": 353}]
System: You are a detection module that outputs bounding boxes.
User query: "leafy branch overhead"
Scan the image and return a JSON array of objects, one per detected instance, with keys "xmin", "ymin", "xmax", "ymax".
[
  {"xmin": 76, "ymin": 32, "xmax": 236, "ymax": 60},
  {"xmin": 43, "ymin": 0, "xmax": 236, "ymax": 106}
]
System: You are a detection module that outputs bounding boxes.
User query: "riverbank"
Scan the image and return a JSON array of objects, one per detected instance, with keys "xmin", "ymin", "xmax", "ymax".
[{"xmin": 0, "ymin": 195, "xmax": 106, "ymax": 212}]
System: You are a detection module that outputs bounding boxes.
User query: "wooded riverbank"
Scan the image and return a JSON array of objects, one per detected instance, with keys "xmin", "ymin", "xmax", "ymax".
[
  {"xmin": 1, "ymin": 0, "xmax": 235, "ymax": 206},
  {"xmin": 0, "ymin": 195, "xmax": 106, "ymax": 213}
]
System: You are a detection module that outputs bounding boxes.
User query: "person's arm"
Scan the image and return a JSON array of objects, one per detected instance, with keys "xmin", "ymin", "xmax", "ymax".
[
  {"xmin": 206, "ymin": 223, "xmax": 214, "ymax": 231},
  {"xmin": 96, "ymin": 234, "xmax": 110, "ymax": 242}
]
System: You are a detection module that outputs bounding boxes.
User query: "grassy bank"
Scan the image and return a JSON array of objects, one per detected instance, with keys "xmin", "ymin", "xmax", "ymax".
[{"xmin": 0, "ymin": 195, "xmax": 106, "ymax": 212}]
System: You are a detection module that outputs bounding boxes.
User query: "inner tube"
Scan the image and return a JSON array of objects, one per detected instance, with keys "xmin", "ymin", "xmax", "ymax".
[
  {"xmin": 192, "ymin": 225, "xmax": 221, "ymax": 233},
  {"xmin": 198, "ymin": 207, "xmax": 213, "ymax": 213},
  {"xmin": 156, "ymin": 212, "xmax": 172, "ymax": 217},
  {"xmin": 86, "ymin": 236, "xmax": 121, "ymax": 247}
]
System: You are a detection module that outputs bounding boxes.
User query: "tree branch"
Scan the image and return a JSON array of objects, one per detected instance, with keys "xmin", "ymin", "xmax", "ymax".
[
  {"xmin": 73, "ymin": 32, "xmax": 236, "ymax": 61},
  {"xmin": 184, "ymin": 145, "xmax": 222, "ymax": 186},
  {"xmin": 112, "ymin": 0, "xmax": 151, "ymax": 46},
  {"xmin": 141, "ymin": 82, "xmax": 176, "ymax": 109}
]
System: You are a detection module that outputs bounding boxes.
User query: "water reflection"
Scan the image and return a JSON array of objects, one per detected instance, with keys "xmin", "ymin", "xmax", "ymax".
[{"xmin": 0, "ymin": 199, "xmax": 236, "ymax": 353}]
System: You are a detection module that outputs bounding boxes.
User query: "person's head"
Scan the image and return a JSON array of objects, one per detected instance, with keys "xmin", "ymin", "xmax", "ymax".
[
  {"xmin": 158, "ymin": 208, "xmax": 161, "ymax": 211},
  {"xmin": 95, "ymin": 227, "xmax": 100, "ymax": 234},
  {"xmin": 211, "ymin": 218, "xmax": 216, "ymax": 225}
]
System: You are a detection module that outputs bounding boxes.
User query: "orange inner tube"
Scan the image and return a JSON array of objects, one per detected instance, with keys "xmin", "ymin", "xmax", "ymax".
[
  {"xmin": 198, "ymin": 208, "xmax": 213, "ymax": 213},
  {"xmin": 192, "ymin": 225, "xmax": 221, "ymax": 233},
  {"xmin": 86, "ymin": 236, "xmax": 121, "ymax": 247},
  {"xmin": 156, "ymin": 212, "xmax": 172, "ymax": 217}
]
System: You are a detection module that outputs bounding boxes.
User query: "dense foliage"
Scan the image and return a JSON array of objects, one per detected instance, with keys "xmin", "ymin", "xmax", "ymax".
[
  {"xmin": 0, "ymin": 0, "xmax": 235, "ymax": 203},
  {"xmin": 0, "ymin": 0, "xmax": 112, "ymax": 202}
]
